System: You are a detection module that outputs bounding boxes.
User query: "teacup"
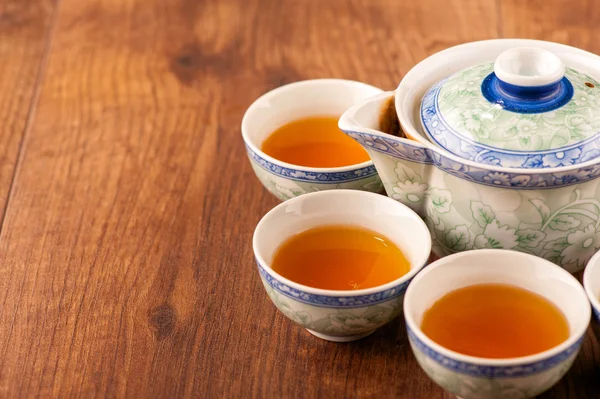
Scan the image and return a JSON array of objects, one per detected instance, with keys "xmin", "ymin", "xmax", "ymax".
[
  {"xmin": 242, "ymin": 79, "xmax": 383, "ymax": 201},
  {"xmin": 253, "ymin": 189, "xmax": 431, "ymax": 342},
  {"xmin": 404, "ymin": 249, "xmax": 590, "ymax": 399},
  {"xmin": 584, "ymin": 250, "xmax": 600, "ymax": 341}
]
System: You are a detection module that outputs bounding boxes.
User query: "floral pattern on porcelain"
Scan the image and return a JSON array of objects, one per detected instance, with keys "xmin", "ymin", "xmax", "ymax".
[
  {"xmin": 407, "ymin": 326, "xmax": 582, "ymax": 399},
  {"xmin": 420, "ymin": 63, "xmax": 600, "ymax": 168},
  {"xmin": 345, "ymin": 130, "xmax": 600, "ymax": 190},
  {"xmin": 405, "ymin": 161, "xmax": 600, "ymax": 272},
  {"xmin": 346, "ymin": 137, "xmax": 600, "ymax": 272},
  {"xmin": 246, "ymin": 146, "xmax": 378, "ymax": 182},
  {"xmin": 257, "ymin": 262, "xmax": 410, "ymax": 308},
  {"xmin": 246, "ymin": 147, "xmax": 383, "ymax": 200},
  {"xmin": 258, "ymin": 274, "xmax": 405, "ymax": 337}
]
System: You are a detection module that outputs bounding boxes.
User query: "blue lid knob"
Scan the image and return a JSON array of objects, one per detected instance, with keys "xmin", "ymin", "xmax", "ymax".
[{"xmin": 481, "ymin": 47, "xmax": 573, "ymax": 113}]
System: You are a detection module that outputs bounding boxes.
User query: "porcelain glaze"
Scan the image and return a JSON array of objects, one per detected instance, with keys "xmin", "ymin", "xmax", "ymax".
[
  {"xmin": 252, "ymin": 190, "xmax": 431, "ymax": 342},
  {"xmin": 241, "ymin": 79, "xmax": 384, "ymax": 201},
  {"xmin": 420, "ymin": 52, "xmax": 600, "ymax": 167},
  {"xmin": 403, "ymin": 250, "xmax": 591, "ymax": 399},
  {"xmin": 339, "ymin": 39, "xmax": 600, "ymax": 273}
]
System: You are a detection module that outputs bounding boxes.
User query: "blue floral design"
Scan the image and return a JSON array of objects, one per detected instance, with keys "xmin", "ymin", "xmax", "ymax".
[
  {"xmin": 478, "ymin": 154, "xmax": 502, "ymax": 166},
  {"xmin": 581, "ymin": 149, "xmax": 600, "ymax": 163},
  {"xmin": 540, "ymin": 149, "xmax": 581, "ymax": 167},
  {"xmin": 510, "ymin": 175, "xmax": 531, "ymax": 187},
  {"xmin": 341, "ymin": 130, "xmax": 600, "ymax": 190},
  {"xmin": 522, "ymin": 155, "xmax": 545, "ymax": 169},
  {"xmin": 344, "ymin": 132, "xmax": 433, "ymax": 164},
  {"xmin": 522, "ymin": 148, "xmax": 583, "ymax": 168},
  {"xmin": 407, "ymin": 325, "xmax": 583, "ymax": 378},
  {"xmin": 257, "ymin": 261, "xmax": 411, "ymax": 308},
  {"xmin": 246, "ymin": 146, "xmax": 378, "ymax": 182},
  {"xmin": 483, "ymin": 172, "xmax": 511, "ymax": 185}
]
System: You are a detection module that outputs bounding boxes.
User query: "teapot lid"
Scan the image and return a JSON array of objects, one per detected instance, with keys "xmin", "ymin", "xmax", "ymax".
[{"xmin": 420, "ymin": 47, "xmax": 600, "ymax": 168}]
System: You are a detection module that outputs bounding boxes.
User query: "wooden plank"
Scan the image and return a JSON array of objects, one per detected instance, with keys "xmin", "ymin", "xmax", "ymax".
[
  {"xmin": 0, "ymin": 0, "xmax": 56, "ymax": 222},
  {"xmin": 1, "ymin": 0, "xmax": 598, "ymax": 397},
  {"xmin": 500, "ymin": 0, "xmax": 600, "ymax": 54}
]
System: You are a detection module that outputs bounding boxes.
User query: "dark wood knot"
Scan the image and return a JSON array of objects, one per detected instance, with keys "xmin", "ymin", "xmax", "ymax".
[
  {"xmin": 170, "ymin": 42, "xmax": 234, "ymax": 85},
  {"xmin": 148, "ymin": 303, "xmax": 176, "ymax": 339}
]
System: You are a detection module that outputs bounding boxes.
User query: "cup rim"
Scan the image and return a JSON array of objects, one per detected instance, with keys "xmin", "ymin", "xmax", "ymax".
[
  {"xmin": 583, "ymin": 250, "xmax": 600, "ymax": 315},
  {"xmin": 404, "ymin": 249, "xmax": 591, "ymax": 366},
  {"xmin": 252, "ymin": 189, "xmax": 432, "ymax": 297},
  {"xmin": 241, "ymin": 78, "xmax": 383, "ymax": 173}
]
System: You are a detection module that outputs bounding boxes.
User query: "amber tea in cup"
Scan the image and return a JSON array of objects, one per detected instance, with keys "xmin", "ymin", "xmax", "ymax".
[
  {"xmin": 420, "ymin": 283, "xmax": 569, "ymax": 358},
  {"xmin": 271, "ymin": 224, "xmax": 410, "ymax": 290},
  {"xmin": 261, "ymin": 116, "xmax": 371, "ymax": 168}
]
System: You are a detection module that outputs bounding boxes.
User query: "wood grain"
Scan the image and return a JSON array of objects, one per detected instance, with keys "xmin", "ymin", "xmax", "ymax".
[
  {"xmin": 0, "ymin": 0, "xmax": 56, "ymax": 221},
  {"xmin": 500, "ymin": 0, "xmax": 600, "ymax": 54},
  {"xmin": 0, "ymin": 0, "xmax": 597, "ymax": 397}
]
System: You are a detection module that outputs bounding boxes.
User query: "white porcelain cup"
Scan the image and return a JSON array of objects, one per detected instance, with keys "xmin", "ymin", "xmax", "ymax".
[
  {"xmin": 253, "ymin": 189, "xmax": 431, "ymax": 342},
  {"xmin": 241, "ymin": 79, "xmax": 384, "ymax": 201},
  {"xmin": 404, "ymin": 249, "xmax": 590, "ymax": 399},
  {"xmin": 584, "ymin": 250, "xmax": 600, "ymax": 341}
]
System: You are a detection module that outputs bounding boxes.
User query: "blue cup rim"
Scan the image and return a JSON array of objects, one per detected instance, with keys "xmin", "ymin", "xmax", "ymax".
[
  {"xmin": 253, "ymin": 189, "xmax": 431, "ymax": 299},
  {"xmin": 403, "ymin": 249, "xmax": 591, "ymax": 367}
]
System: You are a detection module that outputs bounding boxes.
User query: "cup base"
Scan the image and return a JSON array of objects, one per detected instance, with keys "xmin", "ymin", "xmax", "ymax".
[{"xmin": 306, "ymin": 329, "xmax": 375, "ymax": 342}]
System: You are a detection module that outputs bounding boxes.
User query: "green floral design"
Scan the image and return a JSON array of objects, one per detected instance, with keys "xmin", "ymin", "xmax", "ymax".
[
  {"xmin": 261, "ymin": 282, "xmax": 403, "ymax": 336},
  {"xmin": 438, "ymin": 63, "xmax": 600, "ymax": 151},
  {"xmin": 411, "ymin": 342, "xmax": 576, "ymax": 399},
  {"xmin": 390, "ymin": 160, "xmax": 600, "ymax": 272},
  {"xmin": 262, "ymin": 179, "xmax": 308, "ymax": 201}
]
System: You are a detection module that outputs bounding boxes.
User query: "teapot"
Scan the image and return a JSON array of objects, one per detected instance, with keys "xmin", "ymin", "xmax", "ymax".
[{"xmin": 339, "ymin": 39, "xmax": 600, "ymax": 273}]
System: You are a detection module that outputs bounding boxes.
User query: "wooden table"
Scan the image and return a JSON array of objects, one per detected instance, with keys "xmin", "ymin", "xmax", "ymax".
[{"xmin": 1, "ymin": 0, "xmax": 599, "ymax": 397}]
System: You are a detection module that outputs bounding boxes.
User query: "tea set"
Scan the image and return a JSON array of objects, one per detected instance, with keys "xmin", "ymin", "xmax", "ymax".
[{"xmin": 241, "ymin": 39, "xmax": 600, "ymax": 399}]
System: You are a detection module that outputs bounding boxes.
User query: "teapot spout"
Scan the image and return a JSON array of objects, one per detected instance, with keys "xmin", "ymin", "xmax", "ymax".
[
  {"xmin": 338, "ymin": 90, "xmax": 431, "ymax": 162},
  {"xmin": 338, "ymin": 91, "xmax": 401, "ymax": 137},
  {"xmin": 339, "ymin": 91, "xmax": 435, "ymax": 219}
]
